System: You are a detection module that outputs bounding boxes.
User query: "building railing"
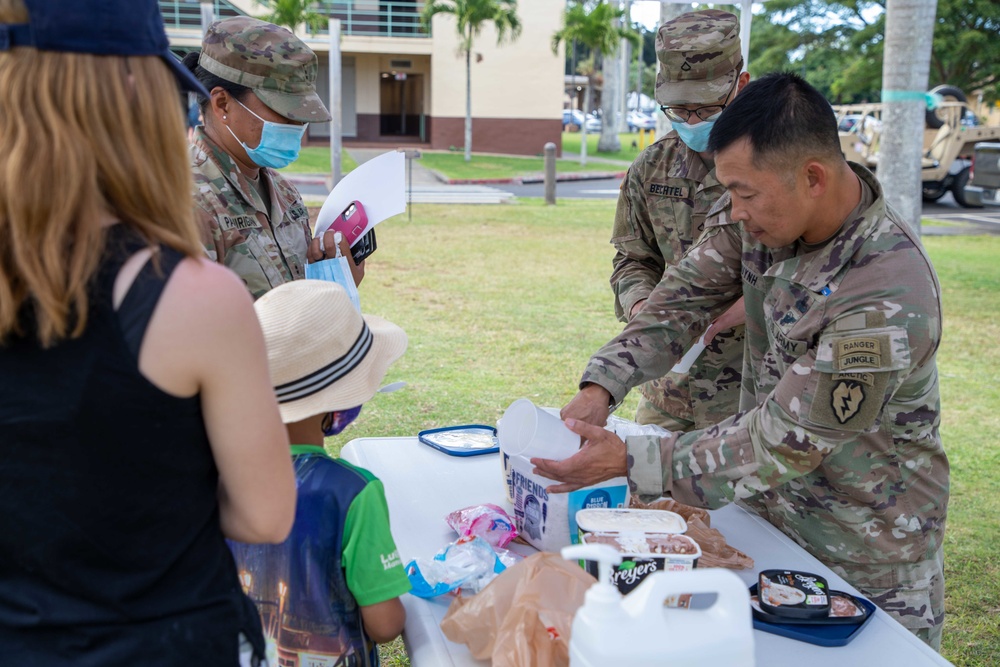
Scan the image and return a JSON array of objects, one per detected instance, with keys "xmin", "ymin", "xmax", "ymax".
[
  {"xmin": 160, "ymin": 0, "xmax": 244, "ymax": 31},
  {"xmin": 319, "ymin": 1, "xmax": 428, "ymax": 38},
  {"xmin": 160, "ymin": 1, "xmax": 429, "ymax": 39}
]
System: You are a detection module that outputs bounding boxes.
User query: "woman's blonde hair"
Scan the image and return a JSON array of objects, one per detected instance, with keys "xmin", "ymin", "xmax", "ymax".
[{"xmin": 0, "ymin": 0, "xmax": 202, "ymax": 347}]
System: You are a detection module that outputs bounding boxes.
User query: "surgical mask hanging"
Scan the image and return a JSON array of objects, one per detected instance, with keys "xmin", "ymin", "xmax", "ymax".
[
  {"xmin": 226, "ymin": 97, "xmax": 307, "ymax": 169},
  {"xmin": 305, "ymin": 233, "xmax": 362, "ymax": 311},
  {"xmin": 322, "ymin": 405, "xmax": 363, "ymax": 436},
  {"xmin": 670, "ymin": 114, "xmax": 720, "ymax": 153}
]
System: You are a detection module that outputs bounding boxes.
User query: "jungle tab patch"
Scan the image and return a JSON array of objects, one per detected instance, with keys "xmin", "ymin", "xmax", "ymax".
[
  {"xmin": 648, "ymin": 182, "xmax": 689, "ymax": 198},
  {"xmin": 837, "ymin": 337, "xmax": 882, "ymax": 370}
]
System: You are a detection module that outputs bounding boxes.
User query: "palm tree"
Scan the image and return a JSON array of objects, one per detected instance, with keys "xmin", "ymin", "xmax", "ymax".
[
  {"xmin": 421, "ymin": 0, "xmax": 522, "ymax": 163},
  {"xmin": 553, "ymin": 1, "xmax": 638, "ymax": 164},
  {"xmin": 254, "ymin": 0, "xmax": 327, "ymax": 34}
]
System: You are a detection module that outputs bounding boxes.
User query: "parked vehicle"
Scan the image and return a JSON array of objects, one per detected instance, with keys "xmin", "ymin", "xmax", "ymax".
[
  {"xmin": 562, "ymin": 109, "xmax": 601, "ymax": 132},
  {"xmin": 833, "ymin": 88, "xmax": 1000, "ymax": 208},
  {"xmin": 963, "ymin": 142, "xmax": 1000, "ymax": 206},
  {"xmin": 627, "ymin": 111, "xmax": 656, "ymax": 132},
  {"xmin": 838, "ymin": 114, "xmax": 881, "ymax": 135},
  {"xmin": 562, "ymin": 109, "xmax": 585, "ymax": 130}
]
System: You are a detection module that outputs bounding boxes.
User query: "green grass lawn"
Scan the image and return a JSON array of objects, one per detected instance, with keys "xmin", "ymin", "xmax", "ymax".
[
  {"xmin": 322, "ymin": 201, "xmax": 997, "ymax": 666},
  {"xmin": 561, "ymin": 129, "xmax": 658, "ymax": 163}
]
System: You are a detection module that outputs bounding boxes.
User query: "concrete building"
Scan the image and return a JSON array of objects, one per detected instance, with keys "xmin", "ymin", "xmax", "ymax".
[{"xmin": 161, "ymin": 0, "xmax": 566, "ymax": 155}]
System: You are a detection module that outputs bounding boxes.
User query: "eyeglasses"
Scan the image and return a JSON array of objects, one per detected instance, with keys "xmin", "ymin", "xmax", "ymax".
[
  {"xmin": 659, "ymin": 75, "xmax": 740, "ymax": 124},
  {"xmin": 659, "ymin": 103, "xmax": 727, "ymax": 124}
]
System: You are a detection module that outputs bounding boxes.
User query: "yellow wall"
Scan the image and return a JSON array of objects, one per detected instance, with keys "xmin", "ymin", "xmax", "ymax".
[{"xmin": 426, "ymin": 0, "xmax": 565, "ymax": 120}]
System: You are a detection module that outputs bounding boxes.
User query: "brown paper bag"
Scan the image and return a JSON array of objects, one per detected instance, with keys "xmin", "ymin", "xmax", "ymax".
[
  {"xmin": 441, "ymin": 552, "xmax": 595, "ymax": 667},
  {"xmin": 629, "ymin": 497, "xmax": 754, "ymax": 570}
]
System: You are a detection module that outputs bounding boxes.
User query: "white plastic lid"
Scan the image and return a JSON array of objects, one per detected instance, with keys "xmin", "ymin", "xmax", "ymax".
[{"xmin": 576, "ymin": 508, "xmax": 688, "ymax": 535}]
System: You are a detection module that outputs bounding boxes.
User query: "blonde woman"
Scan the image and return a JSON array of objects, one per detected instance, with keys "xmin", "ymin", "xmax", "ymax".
[{"xmin": 0, "ymin": 1, "xmax": 296, "ymax": 665}]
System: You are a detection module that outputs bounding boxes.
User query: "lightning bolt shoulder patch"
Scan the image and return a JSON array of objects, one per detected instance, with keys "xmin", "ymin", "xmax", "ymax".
[{"xmin": 807, "ymin": 323, "xmax": 911, "ymax": 431}]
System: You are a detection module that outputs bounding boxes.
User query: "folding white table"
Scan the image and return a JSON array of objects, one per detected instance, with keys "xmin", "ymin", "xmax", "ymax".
[{"xmin": 343, "ymin": 437, "xmax": 952, "ymax": 667}]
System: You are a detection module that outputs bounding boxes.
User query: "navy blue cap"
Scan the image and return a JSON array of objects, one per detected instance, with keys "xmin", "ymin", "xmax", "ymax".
[{"xmin": 0, "ymin": 0, "xmax": 208, "ymax": 97}]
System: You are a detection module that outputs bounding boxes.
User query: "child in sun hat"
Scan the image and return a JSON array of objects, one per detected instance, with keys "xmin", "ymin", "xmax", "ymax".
[{"xmin": 228, "ymin": 279, "xmax": 410, "ymax": 666}]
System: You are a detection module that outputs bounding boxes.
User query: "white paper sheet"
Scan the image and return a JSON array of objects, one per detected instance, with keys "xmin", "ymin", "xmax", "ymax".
[{"xmin": 313, "ymin": 150, "xmax": 406, "ymax": 244}]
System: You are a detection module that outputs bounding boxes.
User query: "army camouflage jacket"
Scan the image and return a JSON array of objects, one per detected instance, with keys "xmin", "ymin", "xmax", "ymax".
[
  {"xmin": 584, "ymin": 165, "xmax": 948, "ymax": 585},
  {"xmin": 611, "ymin": 132, "xmax": 742, "ymax": 428},
  {"xmin": 191, "ymin": 127, "xmax": 311, "ymax": 299}
]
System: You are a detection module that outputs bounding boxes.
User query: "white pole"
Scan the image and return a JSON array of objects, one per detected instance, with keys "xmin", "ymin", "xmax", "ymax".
[
  {"xmin": 199, "ymin": 0, "xmax": 214, "ymax": 37},
  {"xmin": 739, "ymin": 0, "xmax": 751, "ymax": 69},
  {"xmin": 328, "ymin": 18, "xmax": 342, "ymax": 189}
]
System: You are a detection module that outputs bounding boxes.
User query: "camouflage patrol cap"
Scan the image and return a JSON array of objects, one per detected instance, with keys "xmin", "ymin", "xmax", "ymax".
[
  {"xmin": 199, "ymin": 17, "xmax": 331, "ymax": 123},
  {"xmin": 655, "ymin": 10, "xmax": 742, "ymax": 107}
]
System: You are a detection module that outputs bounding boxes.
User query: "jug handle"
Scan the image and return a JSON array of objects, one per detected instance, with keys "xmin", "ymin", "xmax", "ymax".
[{"xmin": 621, "ymin": 568, "xmax": 751, "ymax": 621}]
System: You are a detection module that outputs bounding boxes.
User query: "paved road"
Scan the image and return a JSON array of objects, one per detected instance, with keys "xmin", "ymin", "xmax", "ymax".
[{"xmin": 922, "ymin": 192, "xmax": 1000, "ymax": 231}]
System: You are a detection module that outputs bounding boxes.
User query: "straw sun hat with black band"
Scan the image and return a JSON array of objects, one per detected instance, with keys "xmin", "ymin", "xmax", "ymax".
[{"xmin": 254, "ymin": 281, "xmax": 407, "ymax": 424}]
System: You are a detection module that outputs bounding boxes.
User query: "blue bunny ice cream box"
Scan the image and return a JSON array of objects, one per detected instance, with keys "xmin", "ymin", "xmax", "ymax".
[{"xmin": 508, "ymin": 454, "xmax": 629, "ymax": 552}]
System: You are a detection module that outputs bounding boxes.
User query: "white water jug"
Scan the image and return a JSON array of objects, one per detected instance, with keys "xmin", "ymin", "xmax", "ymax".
[{"xmin": 562, "ymin": 544, "xmax": 755, "ymax": 667}]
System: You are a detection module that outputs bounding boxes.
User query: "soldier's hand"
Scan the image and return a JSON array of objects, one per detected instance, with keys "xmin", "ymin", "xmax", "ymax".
[
  {"xmin": 335, "ymin": 232, "xmax": 365, "ymax": 286},
  {"xmin": 560, "ymin": 383, "xmax": 611, "ymax": 428},
  {"xmin": 705, "ymin": 296, "xmax": 745, "ymax": 341},
  {"xmin": 532, "ymin": 418, "xmax": 627, "ymax": 493},
  {"xmin": 306, "ymin": 231, "xmax": 365, "ymax": 287}
]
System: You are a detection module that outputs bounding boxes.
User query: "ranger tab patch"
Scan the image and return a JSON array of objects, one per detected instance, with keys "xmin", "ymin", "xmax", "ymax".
[{"xmin": 837, "ymin": 337, "xmax": 881, "ymax": 370}]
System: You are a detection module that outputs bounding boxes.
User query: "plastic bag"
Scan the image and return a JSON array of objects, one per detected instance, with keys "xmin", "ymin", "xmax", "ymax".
[
  {"xmin": 629, "ymin": 497, "xmax": 754, "ymax": 570},
  {"xmin": 446, "ymin": 503, "xmax": 518, "ymax": 549},
  {"xmin": 441, "ymin": 552, "xmax": 595, "ymax": 667},
  {"xmin": 406, "ymin": 535, "xmax": 506, "ymax": 598}
]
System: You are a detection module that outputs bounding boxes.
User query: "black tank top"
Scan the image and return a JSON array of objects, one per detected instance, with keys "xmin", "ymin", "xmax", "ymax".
[{"xmin": 0, "ymin": 227, "xmax": 263, "ymax": 665}]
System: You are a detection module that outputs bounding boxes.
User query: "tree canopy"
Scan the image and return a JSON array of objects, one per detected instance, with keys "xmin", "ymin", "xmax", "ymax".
[
  {"xmin": 254, "ymin": 0, "xmax": 326, "ymax": 33},
  {"xmin": 750, "ymin": 0, "xmax": 1000, "ymax": 103}
]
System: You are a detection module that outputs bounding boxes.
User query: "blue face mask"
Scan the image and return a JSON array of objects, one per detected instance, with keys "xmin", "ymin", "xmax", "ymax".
[
  {"xmin": 322, "ymin": 405, "xmax": 363, "ymax": 437},
  {"xmin": 670, "ymin": 114, "xmax": 720, "ymax": 153},
  {"xmin": 227, "ymin": 98, "xmax": 306, "ymax": 169}
]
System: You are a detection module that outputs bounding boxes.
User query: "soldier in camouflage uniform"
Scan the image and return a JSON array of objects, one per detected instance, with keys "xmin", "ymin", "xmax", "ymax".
[
  {"xmin": 614, "ymin": 10, "xmax": 749, "ymax": 431},
  {"xmin": 538, "ymin": 73, "xmax": 948, "ymax": 649},
  {"xmin": 184, "ymin": 17, "xmax": 350, "ymax": 299}
]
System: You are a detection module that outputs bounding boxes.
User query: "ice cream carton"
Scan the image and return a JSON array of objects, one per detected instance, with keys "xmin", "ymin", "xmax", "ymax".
[
  {"xmin": 576, "ymin": 508, "xmax": 700, "ymax": 596},
  {"xmin": 508, "ymin": 454, "xmax": 628, "ymax": 552}
]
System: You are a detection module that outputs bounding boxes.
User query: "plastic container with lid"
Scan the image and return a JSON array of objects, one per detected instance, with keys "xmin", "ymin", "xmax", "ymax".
[
  {"xmin": 581, "ymin": 532, "xmax": 702, "ymax": 594},
  {"xmin": 757, "ymin": 570, "xmax": 830, "ymax": 620},
  {"xmin": 575, "ymin": 508, "xmax": 695, "ymax": 594}
]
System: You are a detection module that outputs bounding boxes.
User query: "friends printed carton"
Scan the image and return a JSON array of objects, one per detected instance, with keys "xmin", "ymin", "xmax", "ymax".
[{"xmin": 508, "ymin": 454, "xmax": 628, "ymax": 552}]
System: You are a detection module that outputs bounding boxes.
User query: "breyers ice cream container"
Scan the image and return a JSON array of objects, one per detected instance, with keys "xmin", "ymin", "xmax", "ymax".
[{"xmin": 576, "ymin": 508, "xmax": 698, "ymax": 594}]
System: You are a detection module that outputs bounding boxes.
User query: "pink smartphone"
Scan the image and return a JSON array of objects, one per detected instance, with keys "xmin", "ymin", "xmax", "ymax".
[{"xmin": 330, "ymin": 201, "xmax": 369, "ymax": 245}]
